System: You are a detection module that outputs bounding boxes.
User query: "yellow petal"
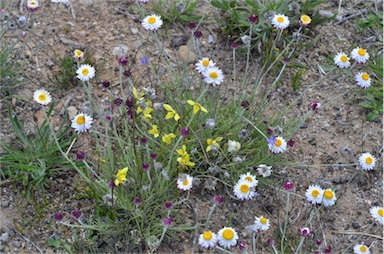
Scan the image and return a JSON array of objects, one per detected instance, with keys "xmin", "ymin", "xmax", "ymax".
[
  {"xmin": 165, "ymin": 112, "xmax": 174, "ymax": 119},
  {"xmin": 200, "ymin": 106, "xmax": 208, "ymax": 113},
  {"xmin": 169, "ymin": 133, "xmax": 176, "ymax": 138},
  {"xmin": 174, "ymin": 113, "xmax": 180, "ymax": 121},
  {"xmin": 114, "ymin": 179, "xmax": 120, "ymax": 186},
  {"xmin": 121, "ymin": 167, "xmax": 128, "ymax": 173},
  {"xmin": 163, "ymin": 104, "xmax": 173, "ymax": 111},
  {"xmin": 193, "ymin": 104, "xmax": 199, "ymax": 114},
  {"xmin": 206, "ymin": 145, "xmax": 212, "ymax": 152},
  {"xmin": 187, "ymin": 100, "xmax": 195, "ymax": 106},
  {"xmin": 216, "ymin": 137, "xmax": 223, "ymax": 142}
]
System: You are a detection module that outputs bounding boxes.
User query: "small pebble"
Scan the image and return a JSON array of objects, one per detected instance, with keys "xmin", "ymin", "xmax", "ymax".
[{"xmin": 0, "ymin": 232, "xmax": 9, "ymax": 243}]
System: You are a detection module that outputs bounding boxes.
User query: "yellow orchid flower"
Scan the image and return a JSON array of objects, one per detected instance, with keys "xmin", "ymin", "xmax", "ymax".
[
  {"xmin": 114, "ymin": 167, "xmax": 128, "ymax": 186},
  {"xmin": 187, "ymin": 100, "xmax": 208, "ymax": 114},
  {"xmin": 148, "ymin": 124, "xmax": 159, "ymax": 138},
  {"xmin": 162, "ymin": 133, "xmax": 176, "ymax": 145},
  {"xmin": 133, "ymin": 87, "xmax": 144, "ymax": 102},
  {"xmin": 163, "ymin": 104, "xmax": 180, "ymax": 121},
  {"xmin": 176, "ymin": 145, "xmax": 195, "ymax": 167},
  {"xmin": 206, "ymin": 137, "xmax": 223, "ymax": 152}
]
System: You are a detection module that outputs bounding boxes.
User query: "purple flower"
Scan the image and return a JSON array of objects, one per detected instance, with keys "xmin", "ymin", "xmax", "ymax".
[
  {"xmin": 102, "ymin": 80, "xmax": 110, "ymax": 88},
  {"xmin": 248, "ymin": 14, "xmax": 259, "ymax": 24},
  {"xmin": 241, "ymin": 100, "xmax": 250, "ymax": 110},
  {"xmin": 188, "ymin": 22, "xmax": 196, "ymax": 30},
  {"xmin": 282, "ymin": 57, "xmax": 290, "ymax": 64},
  {"xmin": 283, "ymin": 181, "xmax": 294, "ymax": 191},
  {"xmin": 140, "ymin": 57, "xmax": 149, "ymax": 65},
  {"xmin": 239, "ymin": 241, "xmax": 247, "ymax": 251},
  {"xmin": 114, "ymin": 97, "xmax": 123, "ymax": 106},
  {"xmin": 316, "ymin": 239, "xmax": 322, "ymax": 246},
  {"xmin": 324, "ymin": 246, "xmax": 332, "ymax": 253},
  {"xmin": 123, "ymin": 70, "xmax": 131, "ymax": 77},
  {"xmin": 108, "ymin": 180, "xmax": 116, "ymax": 189},
  {"xmin": 299, "ymin": 227, "xmax": 312, "ymax": 237},
  {"xmin": 142, "ymin": 163, "xmax": 149, "ymax": 172},
  {"xmin": 54, "ymin": 212, "xmax": 64, "ymax": 221},
  {"xmin": 75, "ymin": 151, "xmax": 85, "ymax": 161},
  {"xmin": 72, "ymin": 209, "xmax": 82, "ymax": 219},
  {"xmin": 104, "ymin": 115, "xmax": 112, "ymax": 122},
  {"xmin": 267, "ymin": 238, "xmax": 275, "ymax": 246},
  {"xmin": 133, "ymin": 197, "xmax": 142, "ymax": 207},
  {"xmin": 231, "ymin": 42, "xmax": 239, "ymax": 49},
  {"xmin": 287, "ymin": 139, "xmax": 295, "ymax": 147},
  {"xmin": 213, "ymin": 195, "xmax": 224, "ymax": 205},
  {"xmin": 126, "ymin": 97, "xmax": 134, "ymax": 108},
  {"xmin": 150, "ymin": 153, "xmax": 158, "ymax": 160},
  {"xmin": 267, "ymin": 136, "xmax": 276, "ymax": 146},
  {"xmin": 162, "ymin": 216, "xmax": 174, "ymax": 228},
  {"xmin": 193, "ymin": 30, "xmax": 202, "ymax": 38},
  {"xmin": 180, "ymin": 127, "xmax": 189, "ymax": 137},
  {"xmin": 118, "ymin": 56, "xmax": 129, "ymax": 66},
  {"xmin": 310, "ymin": 101, "xmax": 321, "ymax": 112},
  {"xmin": 164, "ymin": 201, "xmax": 173, "ymax": 210},
  {"xmin": 141, "ymin": 137, "xmax": 148, "ymax": 145},
  {"xmin": 267, "ymin": 126, "xmax": 274, "ymax": 135}
]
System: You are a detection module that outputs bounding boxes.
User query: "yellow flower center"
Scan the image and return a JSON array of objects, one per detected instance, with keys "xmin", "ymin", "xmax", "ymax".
[
  {"xmin": 148, "ymin": 17, "xmax": 156, "ymax": 24},
  {"xmin": 358, "ymin": 48, "xmax": 366, "ymax": 56},
  {"xmin": 360, "ymin": 246, "xmax": 367, "ymax": 252},
  {"xmin": 38, "ymin": 94, "xmax": 46, "ymax": 101},
  {"xmin": 82, "ymin": 68, "xmax": 89, "ymax": 76},
  {"xmin": 202, "ymin": 59, "xmax": 210, "ymax": 67},
  {"xmin": 245, "ymin": 176, "xmax": 253, "ymax": 182},
  {"xmin": 75, "ymin": 50, "xmax": 83, "ymax": 57},
  {"xmin": 76, "ymin": 116, "xmax": 85, "ymax": 125},
  {"xmin": 312, "ymin": 189, "xmax": 320, "ymax": 198},
  {"xmin": 183, "ymin": 179, "xmax": 189, "ymax": 186},
  {"xmin": 365, "ymin": 156, "xmax": 373, "ymax": 164},
  {"xmin": 277, "ymin": 16, "xmax": 284, "ymax": 23},
  {"xmin": 300, "ymin": 15, "xmax": 311, "ymax": 24},
  {"xmin": 222, "ymin": 229, "xmax": 234, "ymax": 240},
  {"xmin": 340, "ymin": 55, "xmax": 348, "ymax": 62},
  {"xmin": 260, "ymin": 217, "xmax": 267, "ymax": 224},
  {"xmin": 29, "ymin": 1, "xmax": 37, "ymax": 6},
  {"xmin": 324, "ymin": 190, "xmax": 334, "ymax": 200},
  {"xmin": 361, "ymin": 73, "xmax": 369, "ymax": 81},
  {"xmin": 203, "ymin": 231, "xmax": 213, "ymax": 240},
  {"xmin": 275, "ymin": 139, "xmax": 282, "ymax": 147},
  {"xmin": 209, "ymin": 71, "xmax": 218, "ymax": 79},
  {"xmin": 240, "ymin": 184, "xmax": 249, "ymax": 193},
  {"xmin": 378, "ymin": 209, "xmax": 384, "ymax": 217}
]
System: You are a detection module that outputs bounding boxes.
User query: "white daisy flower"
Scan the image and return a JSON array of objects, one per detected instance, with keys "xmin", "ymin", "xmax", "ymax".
[
  {"xmin": 227, "ymin": 140, "xmax": 241, "ymax": 153},
  {"xmin": 254, "ymin": 216, "xmax": 270, "ymax": 231},
  {"xmin": 351, "ymin": 47, "xmax": 369, "ymax": 63},
  {"xmin": 71, "ymin": 113, "xmax": 93, "ymax": 133},
  {"xmin": 198, "ymin": 230, "xmax": 218, "ymax": 249},
  {"xmin": 203, "ymin": 66, "xmax": 224, "ymax": 86},
  {"xmin": 358, "ymin": 153, "xmax": 376, "ymax": 171},
  {"xmin": 217, "ymin": 227, "xmax": 238, "ymax": 249},
  {"xmin": 76, "ymin": 64, "xmax": 95, "ymax": 81},
  {"xmin": 305, "ymin": 185, "xmax": 324, "ymax": 204},
  {"xmin": 239, "ymin": 172, "xmax": 258, "ymax": 187},
  {"xmin": 51, "ymin": 0, "xmax": 69, "ymax": 4},
  {"xmin": 233, "ymin": 179, "xmax": 256, "ymax": 200},
  {"xmin": 142, "ymin": 14, "xmax": 163, "ymax": 31},
  {"xmin": 195, "ymin": 58, "xmax": 215, "ymax": 73},
  {"xmin": 33, "ymin": 89, "xmax": 52, "ymax": 105},
  {"xmin": 271, "ymin": 14, "xmax": 290, "ymax": 29},
  {"xmin": 322, "ymin": 189, "xmax": 336, "ymax": 207},
  {"xmin": 355, "ymin": 72, "xmax": 371, "ymax": 88},
  {"xmin": 177, "ymin": 174, "xmax": 193, "ymax": 191},
  {"xmin": 353, "ymin": 244, "xmax": 370, "ymax": 254},
  {"xmin": 333, "ymin": 52, "xmax": 351, "ymax": 69},
  {"xmin": 369, "ymin": 206, "xmax": 384, "ymax": 224},
  {"xmin": 268, "ymin": 136, "xmax": 287, "ymax": 154},
  {"xmin": 256, "ymin": 164, "xmax": 272, "ymax": 178},
  {"xmin": 26, "ymin": 0, "xmax": 40, "ymax": 12}
]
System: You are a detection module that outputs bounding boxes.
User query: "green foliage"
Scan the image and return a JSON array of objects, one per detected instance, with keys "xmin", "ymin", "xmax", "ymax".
[
  {"xmin": 356, "ymin": 10, "xmax": 383, "ymax": 32},
  {"xmin": 0, "ymin": 103, "xmax": 77, "ymax": 195},
  {"xmin": 210, "ymin": 0, "xmax": 334, "ymax": 50},
  {"xmin": 151, "ymin": 0, "xmax": 202, "ymax": 24}
]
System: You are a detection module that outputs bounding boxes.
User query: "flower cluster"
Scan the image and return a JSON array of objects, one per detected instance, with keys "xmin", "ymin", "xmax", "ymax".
[
  {"xmin": 199, "ymin": 227, "xmax": 238, "ymax": 249},
  {"xmin": 305, "ymin": 185, "xmax": 336, "ymax": 207},
  {"xmin": 195, "ymin": 58, "xmax": 224, "ymax": 86}
]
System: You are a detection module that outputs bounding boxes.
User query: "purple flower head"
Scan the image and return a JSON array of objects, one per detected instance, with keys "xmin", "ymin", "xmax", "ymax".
[
  {"xmin": 127, "ymin": 110, "xmax": 133, "ymax": 119},
  {"xmin": 108, "ymin": 180, "xmax": 116, "ymax": 189},
  {"xmin": 283, "ymin": 181, "xmax": 294, "ymax": 191},
  {"xmin": 241, "ymin": 100, "xmax": 250, "ymax": 110},
  {"xmin": 188, "ymin": 22, "xmax": 196, "ymax": 30},
  {"xmin": 133, "ymin": 197, "xmax": 142, "ymax": 207},
  {"xmin": 118, "ymin": 56, "xmax": 129, "ymax": 66},
  {"xmin": 142, "ymin": 163, "xmax": 149, "ymax": 172},
  {"xmin": 316, "ymin": 239, "xmax": 322, "ymax": 246},
  {"xmin": 102, "ymin": 80, "xmax": 110, "ymax": 88},
  {"xmin": 310, "ymin": 101, "xmax": 321, "ymax": 111},
  {"xmin": 324, "ymin": 246, "xmax": 332, "ymax": 253},
  {"xmin": 162, "ymin": 216, "xmax": 174, "ymax": 228},
  {"xmin": 267, "ymin": 238, "xmax": 275, "ymax": 246},
  {"xmin": 123, "ymin": 70, "xmax": 131, "ymax": 77},
  {"xmin": 104, "ymin": 115, "xmax": 112, "ymax": 122},
  {"xmin": 283, "ymin": 57, "xmax": 290, "ymax": 64},
  {"xmin": 54, "ymin": 212, "xmax": 64, "ymax": 221},
  {"xmin": 126, "ymin": 97, "xmax": 134, "ymax": 108},
  {"xmin": 213, "ymin": 195, "xmax": 224, "ymax": 205},
  {"xmin": 75, "ymin": 151, "xmax": 85, "ymax": 161},
  {"xmin": 299, "ymin": 227, "xmax": 312, "ymax": 237},
  {"xmin": 248, "ymin": 14, "xmax": 259, "ymax": 24},
  {"xmin": 267, "ymin": 136, "xmax": 276, "ymax": 146},
  {"xmin": 193, "ymin": 30, "xmax": 202, "ymax": 38},
  {"xmin": 141, "ymin": 137, "xmax": 148, "ymax": 145},
  {"xmin": 140, "ymin": 57, "xmax": 149, "ymax": 65},
  {"xmin": 150, "ymin": 153, "xmax": 158, "ymax": 160},
  {"xmin": 164, "ymin": 201, "xmax": 173, "ymax": 210},
  {"xmin": 239, "ymin": 241, "xmax": 247, "ymax": 251},
  {"xmin": 267, "ymin": 126, "xmax": 274, "ymax": 135},
  {"xmin": 287, "ymin": 139, "xmax": 295, "ymax": 147},
  {"xmin": 114, "ymin": 97, "xmax": 123, "ymax": 106},
  {"xmin": 72, "ymin": 209, "xmax": 82, "ymax": 219},
  {"xmin": 231, "ymin": 41, "xmax": 239, "ymax": 49},
  {"xmin": 180, "ymin": 127, "xmax": 189, "ymax": 137}
]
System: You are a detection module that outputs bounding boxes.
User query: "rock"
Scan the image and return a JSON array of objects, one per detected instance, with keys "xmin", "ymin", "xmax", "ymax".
[
  {"xmin": 17, "ymin": 89, "xmax": 32, "ymax": 101},
  {"xmin": 0, "ymin": 232, "xmax": 9, "ymax": 243},
  {"xmin": 130, "ymin": 28, "xmax": 138, "ymax": 34},
  {"xmin": 178, "ymin": 45, "xmax": 197, "ymax": 64},
  {"xmin": 55, "ymin": 102, "xmax": 63, "ymax": 113},
  {"xmin": 67, "ymin": 106, "xmax": 78, "ymax": 120},
  {"xmin": 11, "ymin": 240, "xmax": 21, "ymax": 248},
  {"xmin": 33, "ymin": 110, "xmax": 46, "ymax": 128}
]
